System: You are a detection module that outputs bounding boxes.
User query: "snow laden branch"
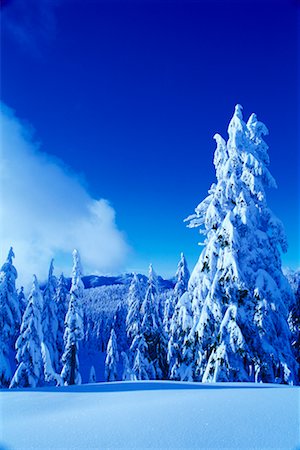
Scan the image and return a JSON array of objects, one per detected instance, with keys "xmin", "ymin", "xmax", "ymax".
[{"xmin": 176, "ymin": 104, "xmax": 297, "ymax": 384}]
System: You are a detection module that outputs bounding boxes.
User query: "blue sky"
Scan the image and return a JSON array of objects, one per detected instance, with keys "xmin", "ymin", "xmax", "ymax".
[{"xmin": 1, "ymin": 0, "xmax": 299, "ymax": 281}]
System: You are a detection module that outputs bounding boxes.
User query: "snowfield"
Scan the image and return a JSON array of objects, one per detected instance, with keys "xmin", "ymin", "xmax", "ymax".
[{"xmin": 1, "ymin": 381, "xmax": 299, "ymax": 450}]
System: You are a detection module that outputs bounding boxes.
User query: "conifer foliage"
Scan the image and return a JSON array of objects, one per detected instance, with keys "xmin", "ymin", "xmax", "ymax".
[
  {"xmin": 0, "ymin": 247, "xmax": 21, "ymax": 386},
  {"xmin": 180, "ymin": 105, "xmax": 297, "ymax": 384},
  {"xmin": 55, "ymin": 273, "xmax": 69, "ymax": 366},
  {"xmin": 132, "ymin": 264, "xmax": 168, "ymax": 379},
  {"xmin": 10, "ymin": 275, "xmax": 44, "ymax": 388},
  {"xmin": 61, "ymin": 250, "xmax": 84, "ymax": 385},
  {"xmin": 126, "ymin": 273, "xmax": 144, "ymax": 343},
  {"xmin": 42, "ymin": 260, "xmax": 59, "ymax": 372},
  {"xmin": 105, "ymin": 328, "xmax": 119, "ymax": 381}
]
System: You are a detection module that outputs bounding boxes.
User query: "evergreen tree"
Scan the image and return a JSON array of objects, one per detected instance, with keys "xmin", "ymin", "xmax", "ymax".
[
  {"xmin": 182, "ymin": 105, "xmax": 297, "ymax": 383},
  {"xmin": 0, "ymin": 247, "xmax": 21, "ymax": 386},
  {"xmin": 18, "ymin": 287, "xmax": 27, "ymax": 316},
  {"xmin": 168, "ymin": 292, "xmax": 194, "ymax": 381},
  {"xmin": 105, "ymin": 328, "xmax": 119, "ymax": 382},
  {"xmin": 121, "ymin": 351, "xmax": 133, "ymax": 381},
  {"xmin": 132, "ymin": 348, "xmax": 151, "ymax": 381},
  {"xmin": 10, "ymin": 275, "xmax": 44, "ymax": 388},
  {"xmin": 41, "ymin": 342, "xmax": 63, "ymax": 386},
  {"xmin": 61, "ymin": 250, "xmax": 84, "ymax": 386},
  {"xmin": 42, "ymin": 260, "xmax": 58, "ymax": 372},
  {"xmin": 113, "ymin": 302, "xmax": 129, "ymax": 354},
  {"xmin": 164, "ymin": 253, "xmax": 190, "ymax": 332},
  {"xmin": 288, "ymin": 279, "xmax": 300, "ymax": 381},
  {"xmin": 131, "ymin": 329, "xmax": 157, "ymax": 381},
  {"xmin": 136, "ymin": 264, "xmax": 167, "ymax": 379},
  {"xmin": 126, "ymin": 273, "xmax": 144, "ymax": 343},
  {"xmin": 55, "ymin": 273, "xmax": 69, "ymax": 366}
]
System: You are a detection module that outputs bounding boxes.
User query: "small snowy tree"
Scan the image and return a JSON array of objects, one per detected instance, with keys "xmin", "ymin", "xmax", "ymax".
[
  {"xmin": 41, "ymin": 342, "xmax": 63, "ymax": 386},
  {"xmin": 126, "ymin": 273, "xmax": 144, "ymax": 342},
  {"xmin": 131, "ymin": 330, "xmax": 156, "ymax": 381},
  {"xmin": 113, "ymin": 302, "xmax": 129, "ymax": 354},
  {"xmin": 55, "ymin": 273, "xmax": 69, "ymax": 366},
  {"xmin": 182, "ymin": 105, "xmax": 297, "ymax": 384},
  {"xmin": 168, "ymin": 292, "xmax": 194, "ymax": 381},
  {"xmin": 89, "ymin": 365, "xmax": 97, "ymax": 383},
  {"xmin": 121, "ymin": 352, "xmax": 134, "ymax": 381},
  {"xmin": 0, "ymin": 247, "xmax": 21, "ymax": 386},
  {"xmin": 288, "ymin": 278, "xmax": 300, "ymax": 382},
  {"xmin": 164, "ymin": 253, "xmax": 190, "ymax": 332},
  {"xmin": 134, "ymin": 264, "xmax": 167, "ymax": 379},
  {"xmin": 61, "ymin": 250, "xmax": 84, "ymax": 386},
  {"xmin": 105, "ymin": 328, "xmax": 119, "ymax": 382},
  {"xmin": 42, "ymin": 260, "xmax": 58, "ymax": 372},
  {"xmin": 10, "ymin": 275, "xmax": 44, "ymax": 388},
  {"xmin": 18, "ymin": 287, "xmax": 27, "ymax": 316}
]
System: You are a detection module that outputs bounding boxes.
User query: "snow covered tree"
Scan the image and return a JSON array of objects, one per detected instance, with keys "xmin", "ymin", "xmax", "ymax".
[
  {"xmin": 164, "ymin": 253, "xmax": 190, "ymax": 332},
  {"xmin": 133, "ymin": 264, "xmax": 168, "ymax": 379},
  {"xmin": 105, "ymin": 328, "xmax": 119, "ymax": 382},
  {"xmin": 288, "ymin": 277, "xmax": 300, "ymax": 381},
  {"xmin": 130, "ymin": 333, "xmax": 155, "ymax": 381},
  {"xmin": 42, "ymin": 260, "xmax": 58, "ymax": 372},
  {"xmin": 55, "ymin": 273, "xmax": 69, "ymax": 366},
  {"xmin": 10, "ymin": 275, "xmax": 44, "ymax": 388},
  {"xmin": 113, "ymin": 302, "xmax": 129, "ymax": 354},
  {"xmin": 41, "ymin": 342, "xmax": 63, "ymax": 386},
  {"xmin": 89, "ymin": 365, "xmax": 96, "ymax": 383},
  {"xmin": 126, "ymin": 273, "xmax": 144, "ymax": 343},
  {"xmin": 121, "ymin": 352, "xmax": 133, "ymax": 381},
  {"xmin": 0, "ymin": 247, "xmax": 21, "ymax": 386},
  {"xmin": 18, "ymin": 287, "xmax": 27, "ymax": 316},
  {"xmin": 174, "ymin": 253, "xmax": 190, "ymax": 299},
  {"xmin": 182, "ymin": 105, "xmax": 297, "ymax": 384},
  {"xmin": 168, "ymin": 292, "xmax": 194, "ymax": 381},
  {"xmin": 61, "ymin": 250, "xmax": 84, "ymax": 386},
  {"xmin": 132, "ymin": 348, "xmax": 152, "ymax": 381}
]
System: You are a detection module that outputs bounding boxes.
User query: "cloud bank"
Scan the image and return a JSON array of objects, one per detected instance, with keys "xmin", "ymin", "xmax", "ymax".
[{"xmin": 0, "ymin": 103, "xmax": 129, "ymax": 286}]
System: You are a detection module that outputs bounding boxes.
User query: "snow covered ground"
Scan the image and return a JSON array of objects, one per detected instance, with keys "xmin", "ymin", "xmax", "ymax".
[{"xmin": 1, "ymin": 381, "xmax": 299, "ymax": 449}]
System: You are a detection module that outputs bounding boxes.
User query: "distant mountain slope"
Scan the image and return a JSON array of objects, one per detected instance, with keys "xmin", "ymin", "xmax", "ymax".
[{"xmin": 59, "ymin": 273, "xmax": 175, "ymax": 290}]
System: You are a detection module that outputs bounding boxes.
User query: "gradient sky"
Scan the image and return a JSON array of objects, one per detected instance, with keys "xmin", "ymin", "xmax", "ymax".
[{"xmin": 1, "ymin": 0, "xmax": 299, "ymax": 279}]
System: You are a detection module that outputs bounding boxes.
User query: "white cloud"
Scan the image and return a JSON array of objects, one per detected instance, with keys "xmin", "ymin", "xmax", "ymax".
[{"xmin": 0, "ymin": 103, "xmax": 129, "ymax": 286}]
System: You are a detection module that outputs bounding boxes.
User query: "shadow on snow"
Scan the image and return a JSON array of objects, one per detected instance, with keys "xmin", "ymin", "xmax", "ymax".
[{"xmin": 3, "ymin": 380, "xmax": 290, "ymax": 394}]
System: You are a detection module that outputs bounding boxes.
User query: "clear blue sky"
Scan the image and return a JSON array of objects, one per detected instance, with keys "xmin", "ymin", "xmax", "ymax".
[{"xmin": 1, "ymin": 0, "xmax": 299, "ymax": 278}]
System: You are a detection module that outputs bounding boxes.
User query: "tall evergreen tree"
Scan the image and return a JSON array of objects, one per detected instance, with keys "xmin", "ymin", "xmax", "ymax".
[
  {"xmin": 113, "ymin": 302, "xmax": 128, "ymax": 354},
  {"xmin": 18, "ymin": 287, "xmax": 27, "ymax": 317},
  {"xmin": 105, "ymin": 328, "xmax": 119, "ymax": 382},
  {"xmin": 121, "ymin": 351, "xmax": 134, "ymax": 381},
  {"xmin": 174, "ymin": 253, "xmax": 190, "ymax": 299},
  {"xmin": 42, "ymin": 260, "xmax": 58, "ymax": 371},
  {"xmin": 10, "ymin": 275, "xmax": 44, "ymax": 388},
  {"xmin": 180, "ymin": 105, "xmax": 297, "ymax": 383},
  {"xmin": 55, "ymin": 273, "xmax": 69, "ymax": 366},
  {"xmin": 134, "ymin": 264, "xmax": 167, "ymax": 379},
  {"xmin": 168, "ymin": 292, "xmax": 194, "ymax": 381},
  {"xmin": 164, "ymin": 253, "xmax": 190, "ymax": 332},
  {"xmin": 61, "ymin": 250, "xmax": 84, "ymax": 385},
  {"xmin": 41, "ymin": 342, "xmax": 63, "ymax": 386},
  {"xmin": 132, "ymin": 347, "xmax": 152, "ymax": 381},
  {"xmin": 288, "ymin": 278, "xmax": 300, "ymax": 381},
  {"xmin": 0, "ymin": 247, "xmax": 21, "ymax": 386},
  {"xmin": 126, "ymin": 273, "xmax": 144, "ymax": 343}
]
